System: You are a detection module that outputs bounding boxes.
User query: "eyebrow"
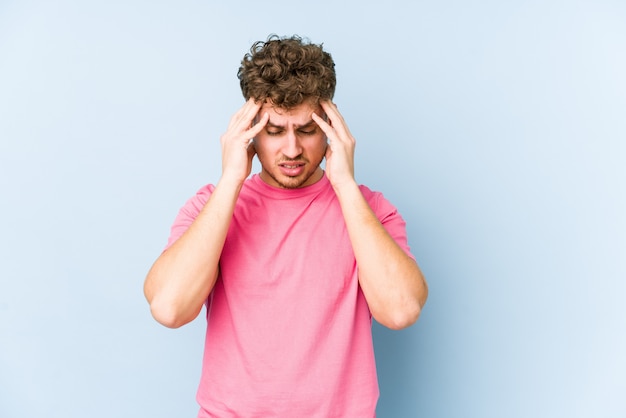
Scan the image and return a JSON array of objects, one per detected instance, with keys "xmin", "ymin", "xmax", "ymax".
[{"xmin": 266, "ymin": 120, "xmax": 317, "ymax": 129}]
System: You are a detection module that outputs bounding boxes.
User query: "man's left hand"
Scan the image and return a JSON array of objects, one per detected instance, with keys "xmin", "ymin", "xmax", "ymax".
[{"xmin": 312, "ymin": 100, "xmax": 356, "ymax": 190}]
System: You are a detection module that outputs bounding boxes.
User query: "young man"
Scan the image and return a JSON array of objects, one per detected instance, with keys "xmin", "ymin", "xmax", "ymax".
[{"xmin": 144, "ymin": 35, "xmax": 428, "ymax": 417}]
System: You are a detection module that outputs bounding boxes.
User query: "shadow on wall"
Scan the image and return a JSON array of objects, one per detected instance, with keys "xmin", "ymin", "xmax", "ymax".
[{"xmin": 373, "ymin": 320, "xmax": 429, "ymax": 417}]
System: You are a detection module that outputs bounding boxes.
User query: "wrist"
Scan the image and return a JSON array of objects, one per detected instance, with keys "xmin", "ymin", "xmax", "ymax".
[
  {"xmin": 217, "ymin": 173, "xmax": 247, "ymax": 192},
  {"xmin": 331, "ymin": 177, "xmax": 360, "ymax": 199}
]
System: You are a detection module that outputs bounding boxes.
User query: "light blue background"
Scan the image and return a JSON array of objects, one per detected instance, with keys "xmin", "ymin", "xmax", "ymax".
[{"xmin": 1, "ymin": 1, "xmax": 624, "ymax": 417}]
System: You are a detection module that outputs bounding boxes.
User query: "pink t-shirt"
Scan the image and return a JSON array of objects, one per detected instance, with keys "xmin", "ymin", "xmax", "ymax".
[{"xmin": 166, "ymin": 174, "xmax": 414, "ymax": 418}]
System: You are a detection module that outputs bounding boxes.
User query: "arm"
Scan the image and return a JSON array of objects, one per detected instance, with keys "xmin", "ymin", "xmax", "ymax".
[
  {"xmin": 143, "ymin": 99, "xmax": 269, "ymax": 328},
  {"xmin": 312, "ymin": 101, "xmax": 428, "ymax": 330}
]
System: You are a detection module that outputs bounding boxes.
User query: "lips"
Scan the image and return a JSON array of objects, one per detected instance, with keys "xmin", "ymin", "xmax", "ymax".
[{"xmin": 278, "ymin": 161, "xmax": 306, "ymax": 176}]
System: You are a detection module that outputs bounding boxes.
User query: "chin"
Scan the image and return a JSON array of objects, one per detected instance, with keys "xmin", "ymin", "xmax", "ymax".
[
  {"xmin": 265, "ymin": 171, "xmax": 313, "ymax": 189},
  {"xmin": 276, "ymin": 176, "xmax": 309, "ymax": 189}
]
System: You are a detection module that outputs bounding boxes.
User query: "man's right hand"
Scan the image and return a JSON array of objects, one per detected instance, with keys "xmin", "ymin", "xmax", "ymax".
[
  {"xmin": 145, "ymin": 99, "xmax": 269, "ymax": 329},
  {"xmin": 220, "ymin": 98, "xmax": 269, "ymax": 185}
]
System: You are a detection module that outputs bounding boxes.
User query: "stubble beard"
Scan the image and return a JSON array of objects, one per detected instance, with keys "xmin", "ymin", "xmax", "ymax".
[{"xmin": 264, "ymin": 155, "xmax": 325, "ymax": 189}]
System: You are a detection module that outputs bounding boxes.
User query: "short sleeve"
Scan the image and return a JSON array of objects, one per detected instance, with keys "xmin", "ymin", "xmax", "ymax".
[
  {"xmin": 164, "ymin": 184, "xmax": 216, "ymax": 251},
  {"xmin": 360, "ymin": 186, "xmax": 415, "ymax": 261}
]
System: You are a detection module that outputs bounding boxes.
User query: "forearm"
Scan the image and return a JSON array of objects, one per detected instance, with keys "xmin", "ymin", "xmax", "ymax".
[
  {"xmin": 334, "ymin": 181, "xmax": 428, "ymax": 330},
  {"xmin": 144, "ymin": 177, "xmax": 243, "ymax": 328}
]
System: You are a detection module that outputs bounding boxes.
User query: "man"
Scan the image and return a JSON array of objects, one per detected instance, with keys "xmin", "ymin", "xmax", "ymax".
[{"xmin": 144, "ymin": 35, "xmax": 428, "ymax": 417}]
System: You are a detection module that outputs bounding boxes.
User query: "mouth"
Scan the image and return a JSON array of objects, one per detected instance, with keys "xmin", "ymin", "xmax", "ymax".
[{"xmin": 278, "ymin": 161, "xmax": 306, "ymax": 176}]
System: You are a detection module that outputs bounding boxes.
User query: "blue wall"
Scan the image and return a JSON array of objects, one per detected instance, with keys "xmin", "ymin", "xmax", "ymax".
[{"xmin": 1, "ymin": 1, "xmax": 624, "ymax": 417}]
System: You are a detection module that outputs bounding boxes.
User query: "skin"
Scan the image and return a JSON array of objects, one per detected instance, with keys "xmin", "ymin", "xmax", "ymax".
[
  {"xmin": 144, "ymin": 98, "xmax": 428, "ymax": 330},
  {"xmin": 254, "ymin": 101, "xmax": 327, "ymax": 189}
]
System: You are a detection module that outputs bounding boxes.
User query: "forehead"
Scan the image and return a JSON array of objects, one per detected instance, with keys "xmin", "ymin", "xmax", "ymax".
[{"xmin": 261, "ymin": 101, "xmax": 321, "ymax": 126}]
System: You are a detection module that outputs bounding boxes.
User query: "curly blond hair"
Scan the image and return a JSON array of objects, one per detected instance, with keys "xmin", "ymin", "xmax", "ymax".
[{"xmin": 238, "ymin": 35, "xmax": 336, "ymax": 109}]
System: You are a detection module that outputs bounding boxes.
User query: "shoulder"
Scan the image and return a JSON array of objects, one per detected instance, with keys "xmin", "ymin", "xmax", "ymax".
[
  {"xmin": 180, "ymin": 183, "xmax": 216, "ymax": 215},
  {"xmin": 358, "ymin": 184, "xmax": 402, "ymax": 223},
  {"xmin": 163, "ymin": 183, "xmax": 217, "ymax": 250},
  {"xmin": 358, "ymin": 184, "xmax": 386, "ymax": 210},
  {"xmin": 358, "ymin": 184, "xmax": 378, "ymax": 200}
]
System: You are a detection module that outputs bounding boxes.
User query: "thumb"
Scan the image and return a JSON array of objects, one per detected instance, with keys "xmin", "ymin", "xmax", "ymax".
[{"xmin": 247, "ymin": 140, "xmax": 257, "ymax": 161}]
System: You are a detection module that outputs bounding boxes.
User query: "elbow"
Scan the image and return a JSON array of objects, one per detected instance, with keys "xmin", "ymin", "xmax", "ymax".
[
  {"xmin": 376, "ymin": 301, "xmax": 422, "ymax": 330},
  {"xmin": 148, "ymin": 297, "xmax": 195, "ymax": 329},
  {"xmin": 144, "ymin": 271, "xmax": 197, "ymax": 329},
  {"xmin": 370, "ymin": 291, "xmax": 423, "ymax": 330},
  {"xmin": 375, "ymin": 282, "xmax": 428, "ymax": 330},
  {"xmin": 375, "ymin": 274, "xmax": 428, "ymax": 330}
]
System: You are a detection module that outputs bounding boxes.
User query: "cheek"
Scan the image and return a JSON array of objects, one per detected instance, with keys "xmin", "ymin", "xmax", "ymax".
[
  {"xmin": 253, "ymin": 137, "xmax": 271, "ymax": 154},
  {"xmin": 253, "ymin": 138, "xmax": 280, "ymax": 164},
  {"xmin": 315, "ymin": 137, "xmax": 329, "ymax": 155}
]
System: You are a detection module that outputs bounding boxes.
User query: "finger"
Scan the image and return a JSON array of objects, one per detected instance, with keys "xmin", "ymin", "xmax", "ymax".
[
  {"xmin": 243, "ymin": 98, "xmax": 263, "ymax": 122},
  {"xmin": 229, "ymin": 99, "xmax": 262, "ymax": 130},
  {"xmin": 319, "ymin": 101, "xmax": 343, "ymax": 127},
  {"xmin": 247, "ymin": 112, "xmax": 269, "ymax": 138},
  {"xmin": 246, "ymin": 138, "xmax": 257, "ymax": 156},
  {"xmin": 238, "ymin": 100, "xmax": 263, "ymax": 131},
  {"xmin": 319, "ymin": 100, "xmax": 342, "ymax": 123},
  {"xmin": 320, "ymin": 101, "xmax": 352, "ymax": 140},
  {"xmin": 312, "ymin": 112, "xmax": 335, "ymax": 141}
]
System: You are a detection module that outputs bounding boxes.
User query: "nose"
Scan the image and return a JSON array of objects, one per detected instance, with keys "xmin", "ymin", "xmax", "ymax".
[{"xmin": 282, "ymin": 130, "xmax": 303, "ymax": 158}]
